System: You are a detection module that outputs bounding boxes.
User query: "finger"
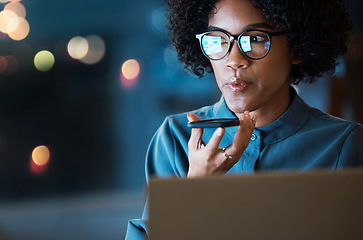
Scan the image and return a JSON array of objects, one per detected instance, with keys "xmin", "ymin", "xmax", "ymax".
[
  {"xmin": 230, "ymin": 111, "xmax": 256, "ymax": 154},
  {"xmin": 239, "ymin": 110, "xmax": 250, "ymax": 121},
  {"xmin": 205, "ymin": 127, "xmax": 225, "ymax": 151},
  {"xmin": 252, "ymin": 114, "xmax": 257, "ymax": 123},
  {"xmin": 187, "ymin": 113, "xmax": 205, "ymax": 149},
  {"xmin": 187, "ymin": 113, "xmax": 200, "ymax": 122},
  {"xmin": 244, "ymin": 111, "xmax": 257, "ymax": 128}
]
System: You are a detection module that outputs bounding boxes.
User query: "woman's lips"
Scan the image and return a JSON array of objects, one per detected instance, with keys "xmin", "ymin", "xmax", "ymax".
[{"xmin": 226, "ymin": 78, "xmax": 252, "ymax": 92}]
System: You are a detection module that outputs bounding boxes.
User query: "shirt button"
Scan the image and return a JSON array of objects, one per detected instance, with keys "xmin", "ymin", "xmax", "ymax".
[{"xmin": 250, "ymin": 134, "xmax": 257, "ymax": 141}]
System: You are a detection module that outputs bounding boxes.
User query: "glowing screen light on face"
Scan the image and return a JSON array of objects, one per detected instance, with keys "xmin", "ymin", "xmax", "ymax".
[
  {"xmin": 202, "ymin": 36, "xmax": 223, "ymax": 55},
  {"xmin": 120, "ymin": 59, "xmax": 140, "ymax": 88},
  {"xmin": 34, "ymin": 50, "xmax": 55, "ymax": 72},
  {"xmin": 264, "ymin": 41, "xmax": 270, "ymax": 50},
  {"xmin": 241, "ymin": 36, "xmax": 252, "ymax": 52}
]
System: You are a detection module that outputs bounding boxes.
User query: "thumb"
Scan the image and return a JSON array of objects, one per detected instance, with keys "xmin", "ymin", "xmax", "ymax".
[
  {"xmin": 187, "ymin": 113, "xmax": 204, "ymax": 149},
  {"xmin": 187, "ymin": 113, "xmax": 200, "ymax": 122}
]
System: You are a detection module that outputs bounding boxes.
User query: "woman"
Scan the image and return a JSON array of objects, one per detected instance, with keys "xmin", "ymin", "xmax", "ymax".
[{"xmin": 126, "ymin": 0, "xmax": 363, "ymax": 238}]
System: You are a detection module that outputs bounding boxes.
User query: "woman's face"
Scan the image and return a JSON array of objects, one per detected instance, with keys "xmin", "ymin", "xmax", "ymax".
[{"xmin": 209, "ymin": 0, "xmax": 299, "ymax": 123}]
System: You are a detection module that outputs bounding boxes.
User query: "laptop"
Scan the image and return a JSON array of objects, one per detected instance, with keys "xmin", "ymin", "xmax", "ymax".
[{"xmin": 148, "ymin": 169, "xmax": 363, "ymax": 240}]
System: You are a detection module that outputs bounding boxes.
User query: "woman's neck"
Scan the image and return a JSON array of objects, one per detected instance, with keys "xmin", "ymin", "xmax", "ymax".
[{"xmin": 237, "ymin": 86, "xmax": 292, "ymax": 128}]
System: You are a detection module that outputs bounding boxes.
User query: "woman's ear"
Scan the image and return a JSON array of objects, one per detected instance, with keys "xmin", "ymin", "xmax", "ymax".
[
  {"xmin": 291, "ymin": 55, "xmax": 302, "ymax": 65},
  {"xmin": 289, "ymin": 50, "xmax": 302, "ymax": 65}
]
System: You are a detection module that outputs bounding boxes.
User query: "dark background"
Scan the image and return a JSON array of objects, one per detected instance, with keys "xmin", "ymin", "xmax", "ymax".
[
  {"xmin": 0, "ymin": 0, "xmax": 220, "ymax": 200},
  {"xmin": 0, "ymin": 0, "xmax": 362, "ymax": 239}
]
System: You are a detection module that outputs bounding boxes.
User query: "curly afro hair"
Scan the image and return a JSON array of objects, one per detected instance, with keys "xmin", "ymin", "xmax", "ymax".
[{"xmin": 167, "ymin": 0, "xmax": 352, "ymax": 84}]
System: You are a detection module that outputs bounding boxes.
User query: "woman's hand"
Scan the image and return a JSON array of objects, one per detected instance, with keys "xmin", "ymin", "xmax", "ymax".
[{"xmin": 187, "ymin": 111, "xmax": 256, "ymax": 178}]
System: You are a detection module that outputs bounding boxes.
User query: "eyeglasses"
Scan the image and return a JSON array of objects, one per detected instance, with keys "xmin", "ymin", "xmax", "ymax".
[{"xmin": 196, "ymin": 30, "xmax": 285, "ymax": 61}]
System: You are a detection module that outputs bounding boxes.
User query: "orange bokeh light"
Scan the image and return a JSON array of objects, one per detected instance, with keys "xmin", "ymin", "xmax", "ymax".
[
  {"xmin": 122, "ymin": 59, "xmax": 140, "ymax": 80},
  {"xmin": 0, "ymin": 10, "xmax": 18, "ymax": 33},
  {"xmin": 8, "ymin": 17, "xmax": 29, "ymax": 40},
  {"xmin": 32, "ymin": 145, "xmax": 50, "ymax": 166},
  {"xmin": 4, "ymin": 2, "xmax": 26, "ymax": 18},
  {"xmin": 120, "ymin": 59, "xmax": 140, "ymax": 88}
]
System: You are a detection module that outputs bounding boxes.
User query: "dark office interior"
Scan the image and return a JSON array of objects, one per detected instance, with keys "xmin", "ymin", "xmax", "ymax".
[{"xmin": 0, "ymin": 0, "xmax": 362, "ymax": 239}]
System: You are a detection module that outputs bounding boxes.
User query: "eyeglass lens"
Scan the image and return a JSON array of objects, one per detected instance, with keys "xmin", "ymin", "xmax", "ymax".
[{"xmin": 201, "ymin": 31, "xmax": 271, "ymax": 60}]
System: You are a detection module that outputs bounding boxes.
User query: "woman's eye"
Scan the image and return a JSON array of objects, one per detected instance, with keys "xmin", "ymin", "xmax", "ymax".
[
  {"xmin": 250, "ymin": 35, "xmax": 267, "ymax": 43},
  {"xmin": 221, "ymin": 39, "xmax": 229, "ymax": 44}
]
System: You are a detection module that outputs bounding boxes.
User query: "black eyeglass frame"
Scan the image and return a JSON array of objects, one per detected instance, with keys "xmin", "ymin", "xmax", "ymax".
[{"xmin": 196, "ymin": 29, "xmax": 285, "ymax": 61}]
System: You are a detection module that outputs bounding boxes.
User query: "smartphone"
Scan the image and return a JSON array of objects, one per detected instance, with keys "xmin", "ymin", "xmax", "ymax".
[{"xmin": 187, "ymin": 118, "xmax": 240, "ymax": 128}]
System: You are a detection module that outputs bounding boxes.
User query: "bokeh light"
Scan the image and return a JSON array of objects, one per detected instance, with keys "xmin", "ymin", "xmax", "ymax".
[
  {"xmin": 4, "ymin": 2, "xmax": 26, "ymax": 18},
  {"xmin": 4, "ymin": 55, "xmax": 18, "ymax": 74},
  {"xmin": 151, "ymin": 6, "xmax": 168, "ymax": 38},
  {"xmin": 34, "ymin": 50, "xmax": 55, "ymax": 72},
  {"xmin": 0, "ymin": 56, "xmax": 7, "ymax": 74},
  {"xmin": 8, "ymin": 17, "xmax": 29, "ymax": 40},
  {"xmin": 80, "ymin": 35, "xmax": 106, "ymax": 65},
  {"xmin": 32, "ymin": 145, "xmax": 51, "ymax": 166},
  {"xmin": 122, "ymin": 59, "xmax": 140, "ymax": 80},
  {"xmin": 67, "ymin": 36, "xmax": 89, "ymax": 60},
  {"xmin": 5, "ymin": 14, "xmax": 19, "ymax": 33},
  {"xmin": 0, "ymin": 55, "xmax": 18, "ymax": 74},
  {"xmin": 0, "ymin": 2, "xmax": 29, "ymax": 41},
  {"xmin": 30, "ymin": 145, "xmax": 51, "ymax": 176},
  {"xmin": 120, "ymin": 59, "xmax": 140, "ymax": 88},
  {"xmin": 0, "ymin": 10, "xmax": 18, "ymax": 33},
  {"xmin": 163, "ymin": 46, "xmax": 181, "ymax": 71}
]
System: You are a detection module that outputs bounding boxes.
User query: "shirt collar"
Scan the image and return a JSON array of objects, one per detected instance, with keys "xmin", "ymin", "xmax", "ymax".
[
  {"xmin": 213, "ymin": 87, "xmax": 310, "ymax": 145},
  {"xmin": 213, "ymin": 95, "xmax": 237, "ymax": 119}
]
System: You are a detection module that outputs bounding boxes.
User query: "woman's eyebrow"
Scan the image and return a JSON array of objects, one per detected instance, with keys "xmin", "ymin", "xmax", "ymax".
[
  {"xmin": 207, "ymin": 23, "xmax": 275, "ymax": 32},
  {"xmin": 206, "ymin": 26, "xmax": 225, "ymax": 31},
  {"xmin": 244, "ymin": 23, "xmax": 275, "ymax": 31}
]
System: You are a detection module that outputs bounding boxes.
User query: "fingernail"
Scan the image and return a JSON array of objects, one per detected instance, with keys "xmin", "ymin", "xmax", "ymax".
[
  {"xmin": 187, "ymin": 113, "xmax": 191, "ymax": 121},
  {"xmin": 217, "ymin": 127, "xmax": 224, "ymax": 136}
]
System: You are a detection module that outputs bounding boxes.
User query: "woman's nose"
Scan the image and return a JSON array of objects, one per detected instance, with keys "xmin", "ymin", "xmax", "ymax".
[{"xmin": 225, "ymin": 41, "xmax": 250, "ymax": 69}]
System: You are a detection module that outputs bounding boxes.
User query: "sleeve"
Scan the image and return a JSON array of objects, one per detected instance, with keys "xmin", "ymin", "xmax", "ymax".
[
  {"xmin": 336, "ymin": 125, "xmax": 363, "ymax": 168},
  {"xmin": 145, "ymin": 116, "xmax": 189, "ymax": 180},
  {"xmin": 125, "ymin": 218, "xmax": 147, "ymax": 240},
  {"xmin": 125, "ymin": 116, "xmax": 189, "ymax": 239}
]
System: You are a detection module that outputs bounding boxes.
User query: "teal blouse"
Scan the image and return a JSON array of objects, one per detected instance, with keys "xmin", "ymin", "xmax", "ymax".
[{"xmin": 126, "ymin": 88, "xmax": 363, "ymax": 239}]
